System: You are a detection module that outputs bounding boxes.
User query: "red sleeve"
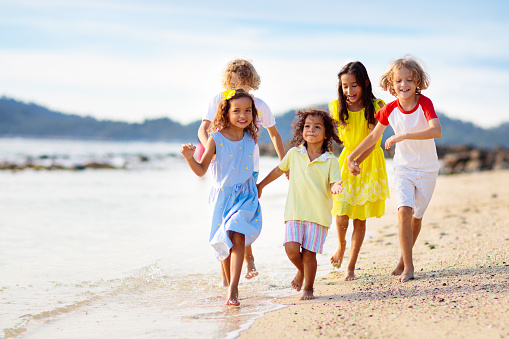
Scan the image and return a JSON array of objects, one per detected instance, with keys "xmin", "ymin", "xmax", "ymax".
[
  {"xmin": 375, "ymin": 100, "xmax": 398, "ymax": 126},
  {"xmin": 420, "ymin": 95, "xmax": 438, "ymax": 121}
]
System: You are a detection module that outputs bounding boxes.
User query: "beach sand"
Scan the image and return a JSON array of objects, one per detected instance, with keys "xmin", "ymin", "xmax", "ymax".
[{"xmin": 239, "ymin": 169, "xmax": 509, "ymax": 339}]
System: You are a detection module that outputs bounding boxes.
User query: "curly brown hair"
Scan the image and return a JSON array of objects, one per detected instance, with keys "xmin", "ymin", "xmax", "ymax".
[
  {"xmin": 290, "ymin": 108, "xmax": 342, "ymax": 154},
  {"xmin": 221, "ymin": 58, "xmax": 261, "ymax": 90},
  {"xmin": 380, "ymin": 56, "xmax": 430, "ymax": 96},
  {"xmin": 210, "ymin": 90, "xmax": 259, "ymax": 141}
]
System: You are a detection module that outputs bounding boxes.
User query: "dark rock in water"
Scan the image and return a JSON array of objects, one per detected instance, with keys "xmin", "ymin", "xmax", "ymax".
[
  {"xmin": 439, "ymin": 146, "xmax": 509, "ymax": 174},
  {"xmin": 83, "ymin": 162, "xmax": 116, "ymax": 169}
]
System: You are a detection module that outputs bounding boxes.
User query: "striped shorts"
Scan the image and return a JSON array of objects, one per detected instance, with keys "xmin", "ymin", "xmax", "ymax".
[{"xmin": 284, "ymin": 220, "xmax": 329, "ymax": 254}]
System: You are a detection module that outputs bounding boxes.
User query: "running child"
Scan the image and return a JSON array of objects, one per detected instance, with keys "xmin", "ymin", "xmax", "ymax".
[
  {"xmin": 198, "ymin": 58, "xmax": 285, "ymax": 280},
  {"xmin": 257, "ymin": 109, "xmax": 343, "ymax": 300},
  {"xmin": 328, "ymin": 61, "xmax": 389, "ymax": 280},
  {"xmin": 347, "ymin": 57, "xmax": 442, "ymax": 282},
  {"xmin": 181, "ymin": 90, "xmax": 262, "ymax": 306}
]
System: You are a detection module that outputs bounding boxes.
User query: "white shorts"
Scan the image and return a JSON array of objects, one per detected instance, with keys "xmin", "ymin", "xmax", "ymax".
[{"xmin": 394, "ymin": 167, "xmax": 438, "ymax": 219}]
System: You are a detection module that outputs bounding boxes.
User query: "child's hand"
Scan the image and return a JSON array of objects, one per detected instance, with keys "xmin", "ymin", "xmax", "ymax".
[
  {"xmin": 331, "ymin": 181, "xmax": 343, "ymax": 194},
  {"xmin": 180, "ymin": 143, "xmax": 196, "ymax": 160},
  {"xmin": 384, "ymin": 134, "xmax": 404, "ymax": 149},
  {"xmin": 347, "ymin": 158, "xmax": 360, "ymax": 176},
  {"xmin": 256, "ymin": 184, "xmax": 262, "ymax": 198}
]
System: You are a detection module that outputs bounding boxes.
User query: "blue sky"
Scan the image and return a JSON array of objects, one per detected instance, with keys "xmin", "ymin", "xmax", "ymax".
[{"xmin": 1, "ymin": 0, "xmax": 508, "ymax": 128}]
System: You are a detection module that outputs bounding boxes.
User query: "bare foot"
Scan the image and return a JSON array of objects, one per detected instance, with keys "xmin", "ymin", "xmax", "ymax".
[
  {"xmin": 300, "ymin": 289, "xmax": 314, "ymax": 300},
  {"xmin": 396, "ymin": 269, "xmax": 415, "ymax": 283},
  {"xmin": 391, "ymin": 261, "xmax": 404, "ymax": 276},
  {"xmin": 226, "ymin": 286, "xmax": 240, "ymax": 306},
  {"xmin": 330, "ymin": 247, "xmax": 345, "ymax": 268},
  {"xmin": 222, "ymin": 274, "xmax": 228, "ymax": 287},
  {"xmin": 226, "ymin": 298, "xmax": 240, "ymax": 306},
  {"xmin": 344, "ymin": 268, "xmax": 358, "ymax": 281},
  {"xmin": 244, "ymin": 259, "xmax": 258, "ymax": 279},
  {"xmin": 291, "ymin": 271, "xmax": 304, "ymax": 292}
]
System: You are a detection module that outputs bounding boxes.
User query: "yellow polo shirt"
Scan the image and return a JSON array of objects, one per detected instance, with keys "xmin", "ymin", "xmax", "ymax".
[{"xmin": 279, "ymin": 146, "xmax": 342, "ymax": 227}]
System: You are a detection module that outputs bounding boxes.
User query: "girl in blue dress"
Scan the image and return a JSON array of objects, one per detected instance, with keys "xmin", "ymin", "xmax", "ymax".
[{"xmin": 180, "ymin": 89, "xmax": 262, "ymax": 306}]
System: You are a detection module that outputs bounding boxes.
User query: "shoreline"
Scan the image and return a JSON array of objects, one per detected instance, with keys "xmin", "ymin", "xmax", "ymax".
[{"xmin": 239, "ymin": 169, "xmax": 509, "ymax": 338}]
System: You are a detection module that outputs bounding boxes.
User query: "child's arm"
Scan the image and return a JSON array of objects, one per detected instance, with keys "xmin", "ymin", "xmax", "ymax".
[
  {"xmin": 180, "ymin": 136, "xmax": 216, "ymax": 177},
  {"xmin": 197, "ymin": 120, "xmax": 212, "ymax": 146},
  {"xmin": 330, "ymin": 181, "xmax": 344, "ymax": 194},
  {"xmin": 352, "ymin": 123, "xmax": 379, "ymax": 165},
  {"xmin": 256, "ymin": 166, "xmax": 284, "ymax": 198},
  {"xmin": 352, "ymin": 102, "xmax": 385, "ymax": 166},
  {"xmin": 385, "ymin": 118, "xmax": 442, "ymax": 149},
  {"xmin": 266, "ymin": 125, "xmax": 289, "ymax": 179},
  {"xmin": 266, "ymin": 126, "xmax": 286, "ymax": 161},
  {"xmin": 347, "ymin": 123, "xmax": 387, "ymax": 175}
]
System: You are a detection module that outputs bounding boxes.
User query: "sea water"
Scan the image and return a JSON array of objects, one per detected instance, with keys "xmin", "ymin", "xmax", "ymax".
[{"xmin": 0, "ymin": 138, "xmax": 390, "ymax": 339}]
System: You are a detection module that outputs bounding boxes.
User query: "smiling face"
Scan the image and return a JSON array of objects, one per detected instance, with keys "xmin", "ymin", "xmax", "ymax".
[
  {"xmin": 228, "ymin": 96, "xmax": 254, "ymax": 130},
  {"xmin": 228, "ymin": 72, "xmax": 251, "ymax": 92},
  {"xmin": 302, "ymin": 114, "xmax": 326, "ymax": 146},
  {"xmin": 392, "ymin": 67, "xmax": 418, "ymax": 103},
  {"xmin": 340, "ymin": 73, "xmax": 363, "ymax": 110}
]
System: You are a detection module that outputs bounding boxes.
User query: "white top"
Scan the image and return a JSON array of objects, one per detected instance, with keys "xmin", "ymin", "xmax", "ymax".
[
  {"xmin": 203, "ymin": 92, "xmax": 276, "ymax": 171},
  {"xmin": 375, "ymin": 95, "xmax": 439, "ymax": 172}
]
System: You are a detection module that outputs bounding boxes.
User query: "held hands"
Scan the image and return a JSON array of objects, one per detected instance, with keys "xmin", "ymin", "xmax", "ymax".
[
  {"xmin": 256, "ymin": 184, "xmax": 263, "ymax": 198},
  {"xmin": 347, "ymin": 157, "xmax": 361, "ymax": 176},
  {"xmin": 180, "ymin": 143, "xmax": 196, "ymax": 160},
  {"xmin": 331, "ymin": 181, "xmax": 343, "ymax": 194}
]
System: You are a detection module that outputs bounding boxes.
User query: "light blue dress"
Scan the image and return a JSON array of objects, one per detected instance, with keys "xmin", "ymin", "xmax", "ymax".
[{"xmin": 208, "ymin": 131, "xmax": 262, "ymax": 261}]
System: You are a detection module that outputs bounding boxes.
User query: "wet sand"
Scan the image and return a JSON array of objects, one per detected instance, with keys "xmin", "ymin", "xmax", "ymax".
[{"xmin": 239, "ymin": 169, "xmax": 509, "ymax": 339}]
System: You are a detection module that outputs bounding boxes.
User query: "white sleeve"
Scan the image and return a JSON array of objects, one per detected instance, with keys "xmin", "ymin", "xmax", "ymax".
[
  {"xmin": 203, "ymin": 93, "xmax": 223, "ymax": 121},
  {"xmin": 254, "ymin": 97, "xmax": 276, "ymax": 128}
]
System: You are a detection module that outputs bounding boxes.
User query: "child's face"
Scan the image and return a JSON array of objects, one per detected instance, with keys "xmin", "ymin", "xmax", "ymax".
[
  {"xmin": 228, "ymin": 73, "xmax": 240, "ymax": 90},
  {"xmin": 340, "ymin": 73, "xmax": 363, "ymax": 107},
  {"xmin": 228, "ymin": 97, "xmax": 254, "ymax": 130},
  {"xmin": 392, "ymin": 67, "xmax": 417, "ymax": 101},
  {"xmin": 302, "ymin": 115, "xmax": 326, "ymax": 146},
  {"xmin": 228, "ymin": 73, "xmax": 251, "ymax": 91}
]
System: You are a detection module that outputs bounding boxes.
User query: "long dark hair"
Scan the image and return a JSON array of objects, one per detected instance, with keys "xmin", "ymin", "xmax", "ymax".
[
  {"xmin": 337, "ymin": 61, "xmax": 376, "ymax": 127},
  {"xmin": 290, "ymin": 109, "xmax": 341, "ymax": 154}
]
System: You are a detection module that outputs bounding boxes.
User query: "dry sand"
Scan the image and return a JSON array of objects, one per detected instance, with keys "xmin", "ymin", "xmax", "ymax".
[{"xmin": 240, "ymin": 169, "xmax": 509, "ymax": 339}]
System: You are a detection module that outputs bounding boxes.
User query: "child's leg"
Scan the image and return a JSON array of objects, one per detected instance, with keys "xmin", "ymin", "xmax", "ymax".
[
  {"xmin": 226, "ymin": 231, "xmax": 245, "ymax": 306},
  {"xmin": 221, "ymin": 261, "xmax": 230, "ymax": 287},
  {"xmin": 244, "ymin": 245, "xmax": 258, "ymax": 279},
  {"xmin": 301, "ymin": 249, "xmax": 317, "ymax": 300},
  {"xmin": 392, "ymin": 215, "xmax": 422, "ymax": 276},
  {"xmin": 395, "ymin": 206, "xmax": 415, "ymax": 282},
  {"xmin": 284, "ymin": 242, "xmax": 304, "ymax": 292},
  {"xmin": 330, "ymin": 215, "xmax": 348, "ymax": 268},
  {"xmin": 345, "ymin": 219, "xmax": 366, "ymax": 281}
]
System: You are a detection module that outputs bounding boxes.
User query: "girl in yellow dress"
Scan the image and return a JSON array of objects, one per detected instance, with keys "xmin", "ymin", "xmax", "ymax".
[{"xmin": 329, "ymin": 61, "xmax": 389, "ymax": 280}]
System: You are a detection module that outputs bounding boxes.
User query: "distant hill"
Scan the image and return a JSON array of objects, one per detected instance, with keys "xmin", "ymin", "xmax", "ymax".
[
  {"xmin": 0, "ymin": 97, "xmax": 200, "ymax": 141},
  {"xmin": 1, "ymin": 96, "xmax": 508, "ymax": 148}
]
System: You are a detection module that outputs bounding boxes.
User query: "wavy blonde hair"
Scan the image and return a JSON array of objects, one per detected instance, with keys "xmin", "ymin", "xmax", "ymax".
[
  {"xmin": 221, "ymin": 58, "xmax": 261, "ymax": 90},
  {"xmin": 380, "ymin": 57, "xmax": 430, "ymax": 96},
  {"xmin": 210, "ymin": 90, "xmax": 259, "ymax": 141}
]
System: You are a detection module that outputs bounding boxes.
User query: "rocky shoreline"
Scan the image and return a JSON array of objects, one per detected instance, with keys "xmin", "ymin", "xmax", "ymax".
[
  {"xmin": 2, "ymin": 143, "xmax": 508, "ymax": 173},
  {"xmin": 0, "ymin": 153, "xmax": 179, "ymax": 171}
]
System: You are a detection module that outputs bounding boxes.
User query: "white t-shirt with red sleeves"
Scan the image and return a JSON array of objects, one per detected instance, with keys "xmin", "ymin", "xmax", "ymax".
[
  {"xmin": 203, "ymin": 92, "xmax": 277, "ymax": 172},
  {"xmin": 375, "ymin": 95, "xmax": 439, "ymax": 172}
]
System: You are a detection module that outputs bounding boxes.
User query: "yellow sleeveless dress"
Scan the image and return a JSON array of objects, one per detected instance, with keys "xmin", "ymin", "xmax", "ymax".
[{"xmin": 329, "ymin": 99, "xmax": 389, "ymax": 220}]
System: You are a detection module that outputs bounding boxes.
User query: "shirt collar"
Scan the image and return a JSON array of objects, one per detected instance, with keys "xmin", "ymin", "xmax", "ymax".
[{"xmin": 298, "ymin": 145, "xmax": 334, "ymax": 162}]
